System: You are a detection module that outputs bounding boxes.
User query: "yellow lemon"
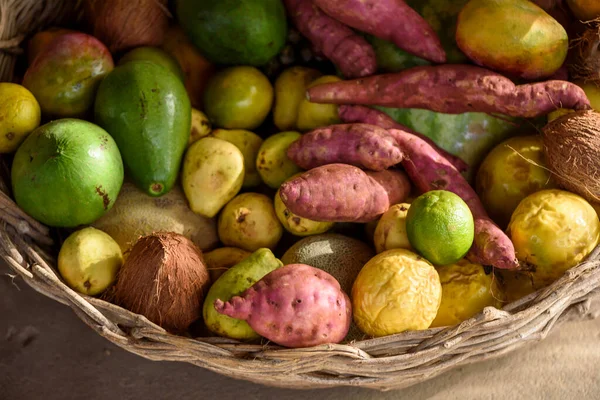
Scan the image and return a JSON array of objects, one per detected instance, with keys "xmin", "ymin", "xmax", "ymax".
[
  {"xmin": 430, "ymin": 260, "xmax": 504, "ymax": 328},
  {"xmin": 507, "ymin": 189, "xmax": 600, "ymax": 286},
  {"xmin": 0, "ymin": 83, "xmax": 41, "ymax": 153},
  {"xmin": 352, "ymin": 249, "xmax": 442, "ymax": 337}
]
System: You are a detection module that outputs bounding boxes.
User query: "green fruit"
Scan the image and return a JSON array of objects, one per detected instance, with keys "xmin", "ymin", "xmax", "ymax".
[
  {"xmin": 406, "ymin": 190, "xmax": 475, "ymax": 266},
  {"xmin": 376, "ymin": 107, "xmax": 524, "ymax": 181},
  {"xmin": 175, "ymin": 0, "xmax": 288, "ymax": 66},
  {"xmin": 456, "ymin": 0, "xmax": 568, "ymax": 80},
  {"xmin": 118, "ymin": 46, "xmax": 185, "ymax": 82},
  {"xmin": 203, "ymin": 248, "xmax": 283, "ymax": 340},
  {"xmin": 94, "ymin": 61, "xmax": 191, "ymax": 197},
  {"xmin": 11, "ymin": 119, "xmax": 124, "ymax": 227},
  {"xmin": 256, "ymin": 131, "xmax": 303, "ymax": 189}
]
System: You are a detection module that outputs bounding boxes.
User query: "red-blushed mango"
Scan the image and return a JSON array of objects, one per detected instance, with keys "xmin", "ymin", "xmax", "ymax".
[
  {"xmin": 23, "ymin": 32, "xmax": 114, "ymax": 118},
  {"xmin": 456, "ymin": 0, "xmax": 568, "ymax": 80}
]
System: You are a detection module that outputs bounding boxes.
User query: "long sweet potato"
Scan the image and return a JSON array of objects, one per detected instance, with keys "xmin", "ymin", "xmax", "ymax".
[
  {"xmin": 313, "ymin": 0, "xmax": 446, "ymax": 63},
  {"xmin": 339, "ymin": 106, "xmax": 518, "ymax": 269},
  {"xmin": 283, "ymin": 0, "xmax": 377, "ymax": 78},
  {"xmin": 337, "ymin": 105, "xmax": 469, "ymax": 172},
  {"xmin": 287, "ymin": 123, "xmax": 403, "ymax": 171},
  {"xmin": 307, "ymin": 64, "xmax": 591, "ymax": 118},
  {"xmin": 214, "ymin": 264, "xmax": 352, "ymax": 348},
  {"xmin": 279, "ymin": 164, "xmax": 411, "ymax": 223}
]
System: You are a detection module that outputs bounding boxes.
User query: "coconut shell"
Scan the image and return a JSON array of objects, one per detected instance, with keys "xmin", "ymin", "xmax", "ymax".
[
  {"xmin": 83, "ymin": 0, "xmax": 169, "ymax": 54},
  {"xmin": 542, "ymin": 110, "xmax": 600, "ymax": 202},
  {"xmin": 107, "ymin": 232, "xmax": 210, "ymax": 333},
  {"xmin": 568, "ymin": 22, "xmax": 600, "ymax": 84}
]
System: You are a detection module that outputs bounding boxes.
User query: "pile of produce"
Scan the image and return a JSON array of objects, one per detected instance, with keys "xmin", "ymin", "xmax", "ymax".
[{"xmin": 4, "ymin": 0, "xmax": 600, "ymax": 348}]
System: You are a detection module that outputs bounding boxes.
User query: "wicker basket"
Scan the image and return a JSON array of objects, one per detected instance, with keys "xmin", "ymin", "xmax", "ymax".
[{"xmin": 2, "ymin": 0, "xmax": 600, "ymax": 392}]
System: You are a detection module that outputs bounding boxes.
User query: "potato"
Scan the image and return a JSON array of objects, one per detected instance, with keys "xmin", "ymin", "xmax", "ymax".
[
  {"xmin": 92, "ymin": 182, "xmax": 219, "ymax": 255},
  {"xmin": 218, "ymin": 193, "xmax": 284, "ymax": 252},
  {"xmin": 203, "ymin": 248, "xmax": 283, "ymax": 340},
  {"xmin": 256, "ymin": 131, "xmax": 303, "ymax": 189},
  {"xmin": 182, "ymin": 137, "xmax": 245, "ymax": 218},
  {"xmin": 296, "ymin": 75, "xmax": 342, "ymax": 132},
  {"xmin": 211, "ymin": 129, "xmax": 263, "ymax": 188},
  {"xmin": 273, "ymin": 66, "xmax": 322, "ymax": 131},
  {"xmin": 189, "ymin": 108, "xmax": 212, "ymax": 146},
  {"xmin": 204, "ymin": 247, "xmax": 251, "ymax": 282}
]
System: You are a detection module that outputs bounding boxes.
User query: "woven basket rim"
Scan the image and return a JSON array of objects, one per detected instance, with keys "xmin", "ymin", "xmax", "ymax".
[{"xmin": 1, "ymin": 0, "xmax": 599, "ymax": 392}]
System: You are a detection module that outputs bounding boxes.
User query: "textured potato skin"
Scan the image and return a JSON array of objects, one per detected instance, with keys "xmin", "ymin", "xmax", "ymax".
[
  {"xmin": 287, "ymin": 123, "xmax": 403, "ymax": 171},
  {"xmin": 339, "ymin": 106, "xmax": 518, "ymax": 269},
  {"xmin": 214, "ymin": 264, "xmax": 352, "ymax": 348},
  {"xmin": 337, "ymin": 105, "xmax": 468, "ymax": 172},
  {"xmin": 283, "ymin": 0, "xmax": 376, "ymax": 78},
  {"xmin": 313, "ymin": 0, "xmax": 446, "ymax": 63},
  {"xmin": 279, "ymin": 164, "xmax": 411, "ymax": 223},
  {"xmin": 307, "ymin": 64, "xmax": 591, "ymax": 118}
]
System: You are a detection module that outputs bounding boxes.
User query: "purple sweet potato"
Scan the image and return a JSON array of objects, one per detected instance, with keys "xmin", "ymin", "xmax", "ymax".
[
  {"xmin": 214, "ymin": 264, "xmax": 352, "ymax": 348},
  {"xmin": 313, "ymin": 0, "xmax": 446, "ymax": 63},
  {"xmin": 279, "ymin": 163, "xmax": 411, "ymax": 223},
  {"xmin": 283, "ymin": 0, "xmax": 377, "ymax": 78},
  {"xmin": 337, "ymin": 105, "xmax": 469, "ymax": 172},
  {"xmin": 307, "ymin": 64, "xmax": 591, "ymax": 118},
  {"xmin": 287, "ymin": 123, "xmax": 403, "ymax": 171}
]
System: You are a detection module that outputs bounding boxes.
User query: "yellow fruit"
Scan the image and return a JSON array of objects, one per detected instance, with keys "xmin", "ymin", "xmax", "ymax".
[
  {"xmin": 498, "ymin": 269, "xmax": 537, "ymax": 304},
  {"xmin": 373, "ymin": 203, "xmax": 413, "ymax": 253},
  {"xmin": 189, "ymin": 108, "xmax": 212, "ymax": 145},
  {"xmin": 406, "ymin": 190, "xmax": 475, "ymax": 266},
  {"xmin": 0, "ymin": 83, "xmax": 41, "ymax": 153},
  {"xmin": 507, "ymin": 189, "xmax": 600, "ymax": 286},
  {"xmin": 547, "ymin": 108, "xmax": 575, "ymax": 122},
  {"xmin": 296, "ymin": 75, "xmax": 342, "ymax": 131},
  {"xmin": 204, "ymin": 247, "xmax": 251, "ymax": 282},
  {"xmin": 273, "ymin": 66, "xmax": 323, "ymax": 131},
  {"xmin": 475, "ymin": 135, "xmax": 558, "ymax": 229},
  {"xmin": 566, "ymin": 0, "xmax": 600, "ymax": 21},
  {"xmin": 203, "ymin": 66, "xmax": 273, "ymax": 130},
  {"xmin": 352, "ymin": 249, "xmax": 442, "ymax": 337},
  {"xmin": 58, "ymin": 227, "xmax": 123, "ymax": 296},
  {"xmin": 274, "ymin": 176, "xmax": 334, "ymax": 236},
  {"xmin": 211, "ymin": 129, "xmax": 263, "ymax": 188},
  {"xmin": 430, "ymin": 260, "xmax": 504, "ymax": 328}
]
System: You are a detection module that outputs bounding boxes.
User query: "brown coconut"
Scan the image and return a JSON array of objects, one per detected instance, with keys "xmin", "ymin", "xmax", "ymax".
[
  {"xmin": 569, "ymin": 21, "xmax": 600, "ymax": 84},
  {"xmin": 108, "ymin": 232, "xmax": 210, "ymax": 333},
  {"xmin": 542, "ymin": 110, "xmax": 600, "ymax": 202},
  {"xmin": 83, "ymin": 0, "xmax": 170, "ymax": 54}
]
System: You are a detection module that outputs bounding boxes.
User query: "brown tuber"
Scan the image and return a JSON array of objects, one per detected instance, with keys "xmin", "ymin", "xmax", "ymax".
[
  {"xmin": 83, "ymin": 0, "xmax": 170, "ymax": 54},
  {"xmin": 542, "ymin": 110, "xmax": 600, "ymax": 203},
  {"xmin": 108, "ymin": 232, "xmax": 210, "ymax": 333}
]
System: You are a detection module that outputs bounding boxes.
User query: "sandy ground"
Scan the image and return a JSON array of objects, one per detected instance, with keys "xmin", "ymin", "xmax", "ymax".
[{"xmin": 1, "ymin": 261, "xmax": 600, "ymax": 400}]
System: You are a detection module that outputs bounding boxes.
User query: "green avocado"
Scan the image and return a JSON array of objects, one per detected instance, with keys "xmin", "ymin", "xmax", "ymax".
[
  {"xmin": 11, "ymin": 119, "xmax": 124, "ymax": 228},
  {"xmin": 175, "ymin": 0, "xmax": 288, "ymax": 66},
  {"xmin": 94, "ymin": 61, "xmax": 191, "ymax": 197}
]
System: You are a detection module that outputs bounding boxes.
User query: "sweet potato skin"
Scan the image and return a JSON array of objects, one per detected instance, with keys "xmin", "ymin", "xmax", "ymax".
[
  {"xmin": 283, "ymin": 0, "xmax": 376, "ymax": 78},
  {"xmin": 313, "ymin": 0, "xmax": 446, "ymax": 63},
  {"xmin": 338, "ymin": 106, "xmax": 518, "ymax": 269},
  {"xmin": 307, "ymin": 64, "xmax": 591, "ymax": 118},
  {"xmin": 279, "ymin": 163, "xmax": 411, "ymax": 223},
  {"xmin": 214, "ymin": 264, "xmax": 352, "ymax": 348},
  {"xmin": 337, "ymin": 105, "xmax": 469, "ymax": 172},
  {"xmin": 287, "ymin": 123, "xmax": 403, "ymax": 171}
]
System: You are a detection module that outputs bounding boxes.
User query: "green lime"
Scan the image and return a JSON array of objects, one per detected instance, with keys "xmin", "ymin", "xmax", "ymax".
[
  {"xmin": 406, "ymin": 190, "xmax": 474, "ymax": 265},
  {"xmin": 203, "ymin": 66, "xmax": 273, "ymax": 130}
]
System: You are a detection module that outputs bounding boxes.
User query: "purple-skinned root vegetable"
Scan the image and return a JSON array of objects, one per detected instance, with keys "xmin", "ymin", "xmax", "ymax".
[
  {"xmin": 337, "ymin": 105, "xmax": 469, "ymax": 172},
  {"xmin": 313, "ymin": 0, "xmax": 446, "ymax": 63},
  {"xmin": 283, "ymin": 0, "xmax": 377, "ymax": 78},
  {"xmin": 287, "ymin": 123, "xmax": 403, "ymax": 171},
  {"xmin": 279, "ymin": 163, "xmax": 411, "ymax": 223},
  {"xmin": 214, "ymin": 263, "xmax": 352, "ymax": 348},
  {"xmin": 307, "ymin": 64, "xmax": 591, "ymax": 119}
]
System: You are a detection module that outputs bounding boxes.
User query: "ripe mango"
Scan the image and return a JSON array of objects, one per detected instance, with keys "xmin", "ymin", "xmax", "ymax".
[{"xmin": 456, "ymin": 0, "xmax": 568, "ymax": 80}]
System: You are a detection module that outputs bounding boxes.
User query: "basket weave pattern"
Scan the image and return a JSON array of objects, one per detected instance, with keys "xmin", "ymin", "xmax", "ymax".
[{"xmin": 1, "ymin": 0, "xmax": 600, "ymax": 391}]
